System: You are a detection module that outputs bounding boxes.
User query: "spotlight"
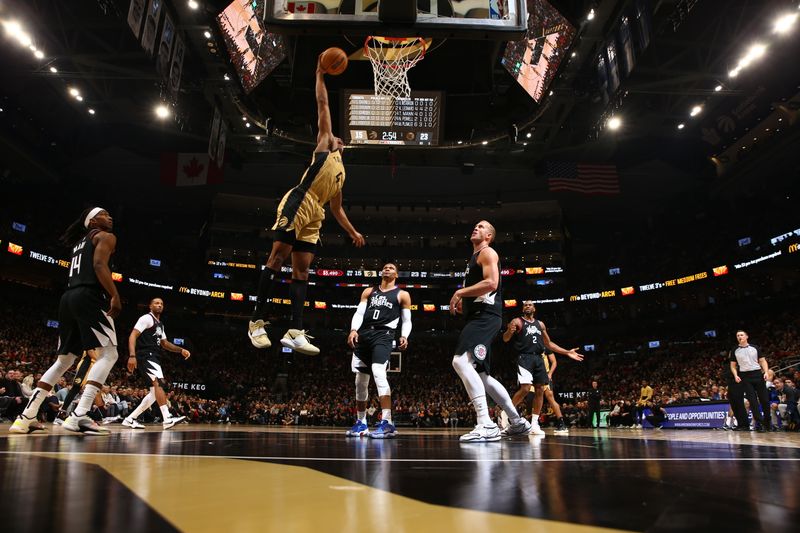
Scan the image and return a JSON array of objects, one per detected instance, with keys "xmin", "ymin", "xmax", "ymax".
[
  {"xmin": 526, "ymin": 132, "xmax": 532, "ymax": 138},
  {"xmin": 242, "ymin": 116, "xmax": 247, "ymax": 121},
  {"xmin": 729, "ymin": 68, "xmax": 740, "ymax": 78},
  {"xmin": 607, "ymin": 116, "xmax": 622, "ymax": 130},
  {"xmin": 188, "ymin": 0, "xmax": 199, "ymax": 10},
  {"xmin": 690, "ymin": 105, "xmax": 702, "ymax": 117},
  {"xmin": 714, "ymin": 85, "xmax": 722, "ymax": 92},
  {"xmin": 457, "ymin": 140, "xmax": 463, "ymax": 145},
  {"xmin": 204, "ymin": 30, "xmax": 212, "ymax": 39},
  {"xmin": 155, "ymin": 104, "xmax": 170, "ymax": 119},
  {"xmin": 76, "ymin": 95, "xmax": 83, "ymax": 102},
  {"xmin": 223, "ymin": 73, "xmax": 230, "ymax": 81},
  {"xmin": 571, "ymin": 51, "xmax": 577, "ymax": 58},
  {"xmin": 587, "ymin": 8, "xmax": 595, "ymax": 21},
  {"xmin": 481, "ymin": 140, "xmax": 488, "ymax": 145},
  {"xmin": 245, "ymin": 122, "xmax": 251, "ymax": 128},
  {"xmin": 49, "ymin": 66, "xmax": 57, "ymax": 73},
  {"xmin": 88, "ymin": 108, "xmax": 96, "ymax": 115},
  {"xmin": 68, "ymin": 87, "xmax": 80, "ymax": 97},
  {"xmin": 33, "ymin": 49, "xmax": 43, "ymax": 59},
  {"xmin": 677, "ymin": 123, "xmax": 685, "ymax": 130},
  {"xmin": 255, "ymin": 135, "xmax": 261, "ymax": 140},
  {"xmin": 773, "ymin": 13, "xmax": 798, "ymax": 34}
]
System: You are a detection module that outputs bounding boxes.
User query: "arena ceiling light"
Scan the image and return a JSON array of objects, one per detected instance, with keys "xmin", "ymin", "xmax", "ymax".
[
  {"xmin": 587, "ymin": 9, "xmax": 595, "ymax": 21},
  {"xmin": 88, "ymin": 108, "xmax": 96, "ymax": 115},
  {"xmin": 3, "ymin": 20, "xmax": 32, "ymax": 47},
  {"xmin": 607, "ymin": 116, "xmax": 622, "ymax": 130},
  {"xmin": 68, "ymin": 87, "xmax": 80, "ymax": 98},
  {"xmin": 204, "ymin": 30, "xmax": 212, "ymax": 39},
  {"xmin": 690, "ymin": 105, "xmax": 703, "ymax": 117},
  {"xmin": 188, "ymin": 1, "xmax": 200, "ymax": 10},
  {"xmin": 714, "ymin": 84, "xmax": 722, "ymax": 91},
  {"xmin": 155, "ymin": 104, "xmax": 170, "ymax": 119},
  {"xmin": 773, "ymin": 13, "xmax": 798, "ymax": 34},
  {"xmin": 49, "ymin": 66, "xmax": 57, "ymax": 73},
  {"xmin": 677, "ymin": 123, "xmax": 685, "ymax": 130}
]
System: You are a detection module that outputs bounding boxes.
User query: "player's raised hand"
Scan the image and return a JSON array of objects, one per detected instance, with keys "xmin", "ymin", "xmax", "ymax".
[
  {"xmin": 566, "ymin": 348, "xmax": 584, "ymax": 362},
  {"xmin": 508, "ymin": 319, "xmax": 519, "ymax": 333}
]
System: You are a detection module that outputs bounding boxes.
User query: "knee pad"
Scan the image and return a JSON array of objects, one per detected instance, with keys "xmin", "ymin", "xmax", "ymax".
[
  {"xmin": 41, "ymin": 354, "xmax": 78, "ymax": 385},
  {"xmin": 85, "ymin": 346, "xmax": 119, "ymax": 384},
  {"xmin": 355, "ymin": 372, "xmax": 370, "ymax": 402},
  {"xmin": 371, "ymin": 362, "xmax": 391, "ymax": 397},
  {"xmin": 452, "ymin": 352, "xmax": 484, "ymax": 399}
]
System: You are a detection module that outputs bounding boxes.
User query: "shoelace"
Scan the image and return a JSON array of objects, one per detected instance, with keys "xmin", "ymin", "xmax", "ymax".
[{"xmin": 297, "ymin": 330, "xmax": 314, "ymax": 341}]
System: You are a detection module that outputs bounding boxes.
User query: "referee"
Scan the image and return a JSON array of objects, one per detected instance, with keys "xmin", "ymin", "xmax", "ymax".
[{"xmin": 729, "ymin": 329, "xmax": 772, "ymax": 432}]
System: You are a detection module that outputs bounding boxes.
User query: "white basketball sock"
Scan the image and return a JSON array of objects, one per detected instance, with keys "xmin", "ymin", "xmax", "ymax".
[
  {"xmin": 382, "ymin": 409, "xmax": 392, "ymax": 423},
  {"xmin": 160, "ymin": 404, "xmax": 171, "ymax": 420},
  {"xmin": 357, "ymin": 410, "xmax": 366, "ymax": 423},
  {"xmin": 74, "ymin": 384, "xmax": 100, "ymax": 417}
]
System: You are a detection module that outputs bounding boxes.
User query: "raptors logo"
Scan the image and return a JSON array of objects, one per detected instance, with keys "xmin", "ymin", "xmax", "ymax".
[{"xmin": 473, "ymin": 344, "xmax": 487, "ymax": 361}]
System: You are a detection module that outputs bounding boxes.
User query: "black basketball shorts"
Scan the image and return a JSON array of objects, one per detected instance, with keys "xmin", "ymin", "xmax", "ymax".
[
  {"xmin": 136, "ymin": 351, "xmax": 165, "ymax": 384},
  {"xmin": 351, "ymin": 329, "xmax": 394, "ymax": 374},
  {"xmin": 517, "ymin": 352, "xmax": 550, "ymax": 385},
  {"xmin": 455, "ymin": 312, "xmax": 502, "ymax": 374},
  {"xmin": 57, "ymin": 287, "xmax": 117, "ymax": 356}
]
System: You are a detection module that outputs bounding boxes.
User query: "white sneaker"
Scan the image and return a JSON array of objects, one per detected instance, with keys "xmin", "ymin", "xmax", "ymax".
[
  {"xmin": 163, "ymin": 415, "xmax": 187, "ymax": 429},
  {"xmin": 63, "ymin": 414, "xmax": 110, "ymax": 435},
  {"xmin": 460, "ymin": 423, "xmax": 501, "ymax": 442},
  {"xmin": 530, "ymin": 424, "xmax": 546, "ymax": 436},
  {"xmin": 280, "ymin": 329, "xmax": 320, "ymax": 355},
  {"xmin": 122, "ymin": 418, "xmax": 145, "ymax": 429},
  {"xmin": 248, "ymin": 320, "xmax": 271, "ymax": 349},
  {"xmin": 9, "ymin": 417, "xmax": 45, "ymax": 434},
  {"xmin": 500, "ymin": 418, "xmax": 531, "ymax": 437}
]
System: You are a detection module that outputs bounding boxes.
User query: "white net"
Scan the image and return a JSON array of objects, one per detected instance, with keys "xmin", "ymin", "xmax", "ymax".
[{"xmin": 364, "ymin": 36, "xmax": 427, "ymax": 99}]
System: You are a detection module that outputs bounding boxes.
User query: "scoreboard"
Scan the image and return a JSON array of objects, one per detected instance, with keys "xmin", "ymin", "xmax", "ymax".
[{"xmin": 343, "ymin": 90, "xmax": 442, "ymax": 146}]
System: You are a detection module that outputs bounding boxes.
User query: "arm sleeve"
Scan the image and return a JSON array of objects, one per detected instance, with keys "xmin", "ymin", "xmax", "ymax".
[
  {"xmin": 133, "ymin": 314, "xmax": 154, "ymax": 333},
  {"xmin": 350, "ymin": 302, "xmax": 367, "ymax": 332},
  {"xmin": 400, "ymin": 308, "xmax": 412, "ymax": 338}
]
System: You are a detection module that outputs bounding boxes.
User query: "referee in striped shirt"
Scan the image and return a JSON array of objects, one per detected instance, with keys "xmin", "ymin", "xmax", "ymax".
[{"xmin": 729, "ymin": 330, "xmax": 773, "ymax": 432}]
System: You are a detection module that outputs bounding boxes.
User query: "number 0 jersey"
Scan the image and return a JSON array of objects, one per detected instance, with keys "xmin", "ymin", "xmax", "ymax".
[{"xmin": 359, "ymin": 286, "xmax": 402, "ymax": 331}]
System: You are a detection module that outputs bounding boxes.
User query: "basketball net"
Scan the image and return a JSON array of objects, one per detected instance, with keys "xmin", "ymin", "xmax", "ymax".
[{"xmin": 364, "ymin": 36, "xmax": 427, "ymax": 99}]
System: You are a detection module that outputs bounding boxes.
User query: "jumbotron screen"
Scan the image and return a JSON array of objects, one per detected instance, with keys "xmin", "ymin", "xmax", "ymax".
[
  {"xmin": 342, "ymin": 90, "xmax": 442, "ymax": 146},
  {"xmin": 217, "ymin": 0, "xmax": 287, "ymax": 93},
  {"xmin": 501, "ymin": 0, "xmax": 576, "ymax": 103}
]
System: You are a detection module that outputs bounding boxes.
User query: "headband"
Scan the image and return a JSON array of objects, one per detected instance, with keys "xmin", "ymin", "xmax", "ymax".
[{"xmin": 84, "ymin": 207, "xmax": 105, "ymax": 228}]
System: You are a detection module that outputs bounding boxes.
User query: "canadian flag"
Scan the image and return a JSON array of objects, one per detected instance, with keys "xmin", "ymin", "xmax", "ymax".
[
  {"xmin": 160, "ymin": 153, "xmax": 224, "ymax": 186},
  {"xmin": 287, "ymin": 2, "xmax": 316, "ymax": 13}
]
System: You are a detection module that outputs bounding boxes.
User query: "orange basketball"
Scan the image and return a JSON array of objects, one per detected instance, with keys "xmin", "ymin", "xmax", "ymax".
[{"xmin": 320, "ymin": 47, "xmax": 348, "ymax": 75}]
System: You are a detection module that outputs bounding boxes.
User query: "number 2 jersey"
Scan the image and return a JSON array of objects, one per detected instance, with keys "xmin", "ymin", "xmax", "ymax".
[{"xmin": 514, "ymin": 317, "xmax": 546, "ymax": 355}]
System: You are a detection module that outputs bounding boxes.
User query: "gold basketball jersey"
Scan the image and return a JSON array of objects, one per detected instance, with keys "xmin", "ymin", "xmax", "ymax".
[{"xmin": 306, "ymin": 150, "xmax": 345, "ymax": 206}]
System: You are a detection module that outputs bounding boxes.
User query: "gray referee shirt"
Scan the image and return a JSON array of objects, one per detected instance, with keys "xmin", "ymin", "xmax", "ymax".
[{"xmin": 730, "ymin": 344, "xmax": 762, "ymax": 372}]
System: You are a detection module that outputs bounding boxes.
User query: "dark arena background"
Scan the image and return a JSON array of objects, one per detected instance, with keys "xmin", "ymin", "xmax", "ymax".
[{"xmin": 1, "ymin": 1, "xmax": 799, "ymax": 531}]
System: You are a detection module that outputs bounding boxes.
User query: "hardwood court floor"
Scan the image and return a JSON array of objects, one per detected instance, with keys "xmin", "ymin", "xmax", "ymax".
[{"xmin": 1, "ymin": 425, "xmax": 798, "ymax": 532}]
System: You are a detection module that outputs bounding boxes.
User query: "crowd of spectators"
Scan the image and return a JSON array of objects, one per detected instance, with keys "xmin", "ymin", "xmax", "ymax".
[{"xmin": 3, "ymin": 279, "xmax": 799, "ymax": 432}]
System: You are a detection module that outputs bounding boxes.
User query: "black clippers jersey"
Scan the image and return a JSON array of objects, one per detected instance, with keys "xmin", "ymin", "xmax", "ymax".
[
  {"xmin": 135, "ymin": 313, "xmax": 165, "ymax": 354},
  {"xmin": 514, "ymin": 317, "xmax": 546, "ymax": 355},
  {"xmin": 462, "ymin": 248, "xmax": 502, "ymax": 317},
  {"xmin": 361, "ymin": 286, "xmax": 402, "ymax": 331},
  {"xmin": 67, "ymin": 230, "xmax": 102, "ymax": 290}
]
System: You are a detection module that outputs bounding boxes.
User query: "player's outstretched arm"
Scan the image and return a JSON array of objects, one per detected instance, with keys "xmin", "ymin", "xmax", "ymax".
[
  {"xmin": 315, "ymin": 61, "xmax": 333, "ymax": 152},
  {"xmin": 541, "ymin": 321, "xmax": 584, "ymax": 361},
  {"xmin": 330, "ymin": 191, "xmax": 364, "ymax": 247}
]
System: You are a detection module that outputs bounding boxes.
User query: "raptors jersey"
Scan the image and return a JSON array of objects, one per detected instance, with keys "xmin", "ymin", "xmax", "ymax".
[
  {"xmin": 462, "ymin": 248, "xmax": 502, "ymax": 318},
  {"xmin": 514, "ymin": 317, "xmax": 546, "ymax": 355},
  {"xmin": 66, "ymin": 229, "xmax": 102, "ymax": 290},
  {"xmin": 306, "ymin": 150, "xmax": 345, "ymax": 206},
  {"xmin": 360, "ymin": 286, "xmax": 401, "ymax": 331}
]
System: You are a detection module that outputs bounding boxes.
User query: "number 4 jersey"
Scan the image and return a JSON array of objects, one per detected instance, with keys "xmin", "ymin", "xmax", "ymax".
[{"xmin": 67, "ymin": 229, "xmax": 103, "ymax": 290}]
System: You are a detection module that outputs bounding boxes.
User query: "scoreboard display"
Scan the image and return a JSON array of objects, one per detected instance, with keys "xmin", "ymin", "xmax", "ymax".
[{"xmin": 342, "ymin": 90, "xmax": 442, "ymax": 146}]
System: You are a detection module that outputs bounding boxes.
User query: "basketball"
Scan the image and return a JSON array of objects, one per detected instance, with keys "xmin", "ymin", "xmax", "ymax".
[{"xmin": 320, "ymin": 47, "xmax": 348, "ymax": 75}]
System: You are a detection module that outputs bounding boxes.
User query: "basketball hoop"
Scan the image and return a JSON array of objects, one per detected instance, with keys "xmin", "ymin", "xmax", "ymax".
[{"xmin": 364, "ymin": 36, "xmax": 427, "ymax": 99}]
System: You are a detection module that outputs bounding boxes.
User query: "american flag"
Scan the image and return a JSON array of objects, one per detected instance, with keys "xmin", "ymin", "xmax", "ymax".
[{"xmin": 546, "ymin": 162, "xmax": 620, "ymax": 195}]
